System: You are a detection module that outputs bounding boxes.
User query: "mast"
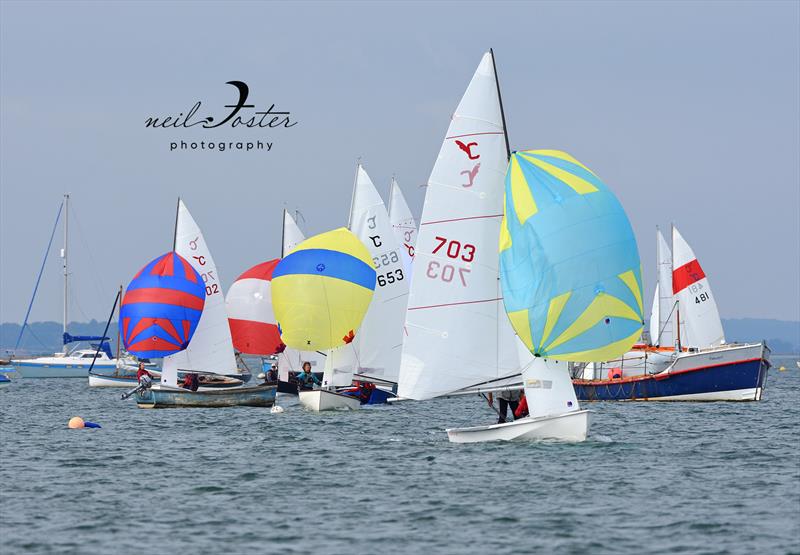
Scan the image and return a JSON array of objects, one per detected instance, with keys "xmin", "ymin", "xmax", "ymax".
[
  {"xmin": 115, "ymin": 285, "xmax": 122, "ymax": 363},
  {"xmin": 490, "ymin": 49, "xmax": 509, "ymax": 377},
  {"xmin": 62, "ymin": 193, "xmax": 69, "ymax": 352},
  {"xmin": 281, "ymin": 209, "xmax": 287, "ymax": 258},
  {"xmin": 388, "ymin": 176, "xmax": 395, "ymax": 218},
  {"xmin": 671, "ymin": 222, "xmax": 681, "ymax": 352},
  {"xmin": 490, "ymin": 48, "xmax": 511, "ymax": 161},
  {"xmin": 347, "ymin": 161, "xmax": 360, "ymax": 231},
  {"xmin": 173, "ymin": 197, "xmax": 180, "ymax": 250}
]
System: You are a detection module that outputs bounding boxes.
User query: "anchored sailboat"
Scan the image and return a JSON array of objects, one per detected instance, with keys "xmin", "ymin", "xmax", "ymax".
[
  {"xmin": 573, "ymin": 226, "xmax": 771, "ymax": 401},
  {"xmin": 14, "ymin": 194, "xmax": 133, "ymax": 378}
]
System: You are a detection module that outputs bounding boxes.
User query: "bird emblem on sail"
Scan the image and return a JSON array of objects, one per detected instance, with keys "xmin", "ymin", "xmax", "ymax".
[
  {"xmin": 455, "ymin": 140, "xmax": 480, "ymax": 160},
  {"xmin": 461, "ymin": 163, "xmax": 480, "ymax": 187},
  {"xmin": 120, "ymin": 251, "xmax": 206, "ymax": 359},
  {"xmin": 499, "ymin": 150, "xmax": 644, "ymax": 362}
]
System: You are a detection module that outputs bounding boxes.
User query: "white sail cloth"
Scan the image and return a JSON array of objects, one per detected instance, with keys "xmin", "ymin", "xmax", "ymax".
[
  {"xmin": 672, "ymin": 226, "xmax": 725, "ymax": 348},
  {"xmin": 388, "ymin": 178, "xmax": 418, "ymax": 276},
  {"xmin": 397, "ymin": 52, "xmax": 532, "ymax": 400},
  {"xmin": 276, "ymin": 209, "xmax": 326, "ymax": 381},
  {"xmin": 324, "ymin": 166, "xmax": 409, "ymax": 385},
  {"xmin": 162, "ymin": 200, "xmax": 238, "ymax": 386}
]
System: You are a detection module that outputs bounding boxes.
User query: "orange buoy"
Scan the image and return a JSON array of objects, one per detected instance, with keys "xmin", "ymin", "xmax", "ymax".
[{"xmin": 68, "ymin": 416, "xmax": 85, "ymax": 429}]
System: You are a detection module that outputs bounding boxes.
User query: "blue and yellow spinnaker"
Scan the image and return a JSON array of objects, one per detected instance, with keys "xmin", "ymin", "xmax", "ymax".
[
  {"xmin": 500, "ymin": 150, "xmax": 644, "ymax": 362},
  {"xmin": 271, "ymin": 227, "xmax": 376, "ymax": 351}
]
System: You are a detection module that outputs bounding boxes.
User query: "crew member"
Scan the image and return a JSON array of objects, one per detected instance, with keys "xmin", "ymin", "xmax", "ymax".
[
  {"xmin": 297, "ymin": 362, "xmax": 320, "ymax": 390},
  {"xmin": 487, "ymin": 389, "xmax": 522, "ymax": 424}
]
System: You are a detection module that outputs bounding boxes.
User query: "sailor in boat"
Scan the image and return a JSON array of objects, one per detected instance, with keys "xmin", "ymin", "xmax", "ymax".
[
  {"xmin": 266, "ymin": 364, "xmax": 278, "ymax": 383},
  {"xmin": 340, "ymin": 380, "xmax": 376, "ymax": 404},
  {"xmin": 297, "ymin": 362, "xmax": 320, "ymax": 390},
  {"xmin": 136, "ymin": 362, "xmax": 151, "ymax": 380},
  {"xmin": 514, "ymin": 393, "xmax": 529, "ymax": 419},
  {"xmin": 181, "ymin": 373, "xmax": 200, "ymax": 391},
  {"xmin": 486, "ymin": 389, "xmax": 522, "ymax": 424}
]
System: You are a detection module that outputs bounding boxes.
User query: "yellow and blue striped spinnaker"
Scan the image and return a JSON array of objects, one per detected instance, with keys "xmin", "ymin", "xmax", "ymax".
[
  {"xmin": 499, "ymin": 150, "xmax": 644, "ymax": 362},
  {"xmin": 271, "ymin": 227, "xmax": 376, "ymax": 351}
]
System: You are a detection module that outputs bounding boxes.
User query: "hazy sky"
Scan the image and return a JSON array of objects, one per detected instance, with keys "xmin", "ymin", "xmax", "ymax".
[{"xmin": 1, "ymin": 0, "xmax": 798, "ymax": 325}]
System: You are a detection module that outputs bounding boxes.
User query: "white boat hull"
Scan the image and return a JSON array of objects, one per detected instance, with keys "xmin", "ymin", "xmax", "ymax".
[
  {"xmin": 88, "ymin": 373, "xmax": 138, "ymax": 388},
  {"xmin": 298, "ymin": 389, "xmax": 361, "ymax": 412},
  {"xmin": 446, "ymin": 409, "xmax": 591, "ymax": 443},
  {"xmin": 14, "ymin": 361, "xmax": 117, "ymax": 379}
]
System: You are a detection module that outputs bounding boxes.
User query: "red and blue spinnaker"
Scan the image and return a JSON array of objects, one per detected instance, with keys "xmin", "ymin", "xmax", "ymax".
[{"xmin": 120, "ymin": 251, "xmax": 206, "ymax": 359}]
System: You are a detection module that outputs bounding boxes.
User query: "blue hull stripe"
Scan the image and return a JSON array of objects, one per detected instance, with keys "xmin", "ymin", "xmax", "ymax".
[{"xmin": 574, "ymin": 359, "xmax": 769, "ymax": 401}]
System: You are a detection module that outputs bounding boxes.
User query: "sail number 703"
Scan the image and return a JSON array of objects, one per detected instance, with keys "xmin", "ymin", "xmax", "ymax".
[
  {"xmin": 432, "ymin": 236, "xmax": 475, "ymax": 262},
  {"xmin": 427, "ymin": 236, "xmax": 475, "ymax": 287}
]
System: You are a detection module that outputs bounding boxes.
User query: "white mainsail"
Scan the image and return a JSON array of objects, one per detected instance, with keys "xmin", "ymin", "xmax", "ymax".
[
  {"xmin": 672, "ymin": 226, "xmax": 725, "ymax": 348},
  {"xmin": 322, "ymin": 166, "xmax": 409, "ymax": 385},
  {"xmin": 333, "ymin": 165, "xmax": 409, "ymax": 383},
  {"xmin": 276, "ymin": 209, "xmax": 326, "ymax": 381},
  {"xmin": 161, "ymin": 200, "xmax": 238, "ymax": 386},
  {"xmin": 397, "ymin": 51, "xmax": 530, "ymax": 400},
  {"xmin": 388, "ymin": 177, "xmax": 418, "ymax": 276},
  {"xmin": 282, "ymin": 209, "xmax": 305, "ymax": 254},
  {"xmin": 649, "ymin": 282, "xmax": 660, "ymax": 345},
  {"xmin": 655, "ymin": 228, "xmax": 675, "ymax": 347}
]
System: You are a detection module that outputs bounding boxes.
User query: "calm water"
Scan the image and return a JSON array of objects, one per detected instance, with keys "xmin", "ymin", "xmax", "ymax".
[{"xmin": 1, "ymin": 357, "xmax": 798, "ymax": 555}]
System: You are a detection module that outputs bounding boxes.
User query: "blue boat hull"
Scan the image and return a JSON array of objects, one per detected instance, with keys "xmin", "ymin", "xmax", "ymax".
[
  {"xmin": 573, "ymin": 357, "xmax": 769, "ymax": 401},
  {"xmin": 135, "ymin": 384, "xmax": 277, "ymax": 408}
]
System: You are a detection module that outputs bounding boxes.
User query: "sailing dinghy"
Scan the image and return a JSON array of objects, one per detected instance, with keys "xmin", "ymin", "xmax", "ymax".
[
  {"xmin": 271, "ymin": 210, "xmax": 326, "ymax": 395},
  {"xmin": 128, "ymin": 200, "xmax": 275, "ymax": 408},
  {"xmin": 316, "ymin": 165, "xmax": 410, "ymax": 408},
  {"xmin": 13, "ymin": 194, "xmax": 140, "ymax": 378},
  {"xmin": 448, "ymin": 149, "xmax": 646, "ymax": 442},
  {"xmin": 397, "ymin": 51, "xmax": 541, "ymax": 431},
  {"xmin": 271, "ymin": 227, "xmax": 377, "ymax": 411}
]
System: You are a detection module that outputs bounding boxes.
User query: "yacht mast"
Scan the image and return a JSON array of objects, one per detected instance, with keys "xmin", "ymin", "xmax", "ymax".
[{"xmin": 62, "ymin": 193, "xmax": 69, "ymax": 352}]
